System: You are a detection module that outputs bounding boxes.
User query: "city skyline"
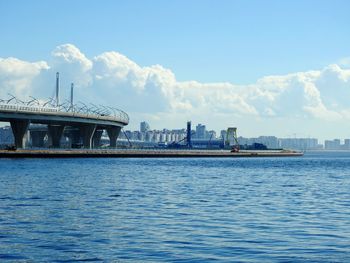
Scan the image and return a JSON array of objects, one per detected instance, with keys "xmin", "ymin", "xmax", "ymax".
[
  {"xmin": 0, "ymin": 1, "xmax": 350, "ymax": 141},
  {"xmin": 119, "ymin": 121, "xmax": 349, "ymax": 151},
  {"xmin": 1, "ymin": 120, "xmax": 349, "ymax": 150},
  {"xmin": 126, "ymin": 120, "xmax": 350, "ymax": 142}
]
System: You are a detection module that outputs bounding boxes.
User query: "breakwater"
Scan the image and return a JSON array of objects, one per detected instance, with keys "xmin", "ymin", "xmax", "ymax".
[{"xmin": 0, "ymin": 149, "xmax": 303, "ymax": 158}]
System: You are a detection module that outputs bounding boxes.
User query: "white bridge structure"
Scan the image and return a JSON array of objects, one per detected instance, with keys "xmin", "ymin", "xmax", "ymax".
[{"xmin": 0, "ymin": 73, "xmax": 129, "ymax": 149}]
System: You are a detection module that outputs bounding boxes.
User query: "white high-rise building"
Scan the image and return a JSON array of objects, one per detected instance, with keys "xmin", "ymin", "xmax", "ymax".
[
  {"xmin": 140, "ymin": 121, "xmax": 150, "ymax": 133},
  {"xmin": 196, "ymin": 124, "xmax": 206, "ymax": 139}
]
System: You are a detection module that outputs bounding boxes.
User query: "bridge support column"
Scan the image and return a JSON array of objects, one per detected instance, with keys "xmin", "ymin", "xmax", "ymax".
[
  {"xmin": 66, "ymin": 128, "xmax": 81, "ymax": 148},
  {"xmin": 92, "ymin": 129, "xmax": 103, "ymax": 148},
  {"xmin": 10, "ymin": 120, "xmax": 30, "ymax": 149},
  {"xmin": 81, "ymin": 124, "xmax": 96, "ymax": 149},
  {"xmin": 107, "ymin": 127, "xmax": 121, "ymax": 148},
  {"xmin": 48, "ymin": 125, "xmax": 65, "ymax": 148},
  {"xmin": 30, "ymin": 130, "xmax": 47, "ymax": 148}
]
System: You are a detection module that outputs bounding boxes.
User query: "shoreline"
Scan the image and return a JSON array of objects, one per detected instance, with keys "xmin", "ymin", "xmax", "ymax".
[{"xmin": 0, "ymin": 149, "xmax": 303, "ymax": 158}]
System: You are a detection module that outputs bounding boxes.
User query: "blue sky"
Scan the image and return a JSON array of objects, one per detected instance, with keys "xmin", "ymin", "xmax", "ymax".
[
  {"xmin": 1, "ymin": 1, "xmax": 350, "ymax": 140},
  {"xmin": 1, "ymin": 0, "xmax": 349, "ymax": 83}
]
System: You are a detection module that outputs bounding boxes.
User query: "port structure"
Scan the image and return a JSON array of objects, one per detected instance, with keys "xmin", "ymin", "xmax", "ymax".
[
  {"xmin": 0, "ymin": 73, "xmax": 129, "ymax": 149},
  {"xmin": 226, "ymin": 127, "xmax": 240, "ymax": 152}
]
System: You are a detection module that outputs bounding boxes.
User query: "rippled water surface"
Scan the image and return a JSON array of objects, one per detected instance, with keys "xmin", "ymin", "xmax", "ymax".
[{"xmin": 1, "ymin": 152, "xmax": 350, "ymax": 262}]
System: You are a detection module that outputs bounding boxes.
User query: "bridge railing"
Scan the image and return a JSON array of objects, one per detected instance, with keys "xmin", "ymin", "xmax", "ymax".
[{"xmin": 0, "ymin": 103, "xmax": 129, "ymax": 125}]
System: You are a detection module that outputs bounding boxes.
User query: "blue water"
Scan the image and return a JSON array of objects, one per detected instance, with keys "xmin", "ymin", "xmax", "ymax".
[{"xmin": 1, "ymin": 152, "xmax": 350, "ymax": 262}]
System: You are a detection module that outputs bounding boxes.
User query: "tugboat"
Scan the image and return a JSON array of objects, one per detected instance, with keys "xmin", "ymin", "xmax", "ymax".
[{"xmin": 230, "ymin": 145, "xmax": 240, "ymax": 153}]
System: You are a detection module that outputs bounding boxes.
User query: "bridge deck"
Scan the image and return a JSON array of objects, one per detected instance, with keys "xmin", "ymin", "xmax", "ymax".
[{"xmin": 0, "ymin": 104, "xmax": 129, "ymax": 127}]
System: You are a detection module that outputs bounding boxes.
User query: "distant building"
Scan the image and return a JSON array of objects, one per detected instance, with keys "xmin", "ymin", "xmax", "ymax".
[
  {"xmin": 325, "ymin": 139, "xmax": 341, "ymax": 150},
  {"xmin": 145, "ymin": 131, "xmax": 153, "ymax": 142},
  {"xmin": 0, "ymin": 126, "xmax": 14, "ymax": 145},
  {"xmin": 237, "ymin": 136, "xmax": 320, "ymax": 150},
  {"xmin": 279, "ymin": 138, "xmax": 320, "ymax": 150},
  {"xmin": 132, "ymin": 131, "xmax": 142, "ymax": 141},
  {"xmin": 117, "ymin": 122, "xmax": 346, "ymax": 151},
  {"xmin": 195, "ymin": 124, "xmax": 206, "ymax": 139},
  {"xmin": 140, "ymin": 121, "xmax": 150, "ymax": 133},
  {"xmin": 159, "ymin": 133, "xmax": 165, "ymax": 142},
  {"xmin": 258, "ymin": 136, "xmax": 279, "ymax": 149},
  {"xmin": 207, "ymin": 130, "xmax": 216, "ymax": 140},
  {"xmin": 220, "ymin": 130, "xmax": 227, "ymax": 140}
]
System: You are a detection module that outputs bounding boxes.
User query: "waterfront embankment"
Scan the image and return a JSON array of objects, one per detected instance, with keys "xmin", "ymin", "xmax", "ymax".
[{"xmin": 0, "ymin": 149, "xmax": 303, "ymax": 158}]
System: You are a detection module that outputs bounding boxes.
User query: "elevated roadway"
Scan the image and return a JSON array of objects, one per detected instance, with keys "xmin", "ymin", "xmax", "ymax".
[{"xmin": 0, "ymin": 103, "xmax": 129, "ymax": 149}]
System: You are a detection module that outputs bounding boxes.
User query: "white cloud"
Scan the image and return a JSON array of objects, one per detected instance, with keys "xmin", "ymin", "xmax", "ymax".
[
  {"xmin": 0, "ymin": 57, "xmax": 48, "ymax": 98},
  {"xmin": 51, "ymin": 44, "xmax": 93, "ymax": 88},
  {"xmin": 1, "ymin": 43, "xmax": 350, "ymax": 137}
]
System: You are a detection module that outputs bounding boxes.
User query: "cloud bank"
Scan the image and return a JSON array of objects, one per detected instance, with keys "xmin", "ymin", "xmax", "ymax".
[{"xmin": 1, "ymin": 44, "xmax": 350, "ymax": 137}]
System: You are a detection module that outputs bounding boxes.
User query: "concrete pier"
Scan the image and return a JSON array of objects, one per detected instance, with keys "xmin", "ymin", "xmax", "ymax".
[
  {"xmin": 48, "ymin": 125, "xmax": 65, "ymax": 148},
  {"xmin": 10, "ymin": 120, "xmax": 30, "ymax": 149},
  {"xmin": 80, "ymin": 124, "xmax": 97, "ymax": 149},
  {"xmin": 107, "ymin": 127, "xmax": 121, "ymax": 148},
  {"xmin": 67, "ymin": 128, "xmax": 81, "ymax": 147},
  {"xmin": 30, "ymin": 130, "xmax": 47, "ymax": 148},
  {"xmin": 92, "ymin": 129, "xmax": 103, "ymax": 148}
]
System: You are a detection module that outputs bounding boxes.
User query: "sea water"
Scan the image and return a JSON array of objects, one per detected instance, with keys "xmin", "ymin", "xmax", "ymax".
[{"xmin": 1, "ymin": 152, "xmax": 350, "ymax": 262}]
